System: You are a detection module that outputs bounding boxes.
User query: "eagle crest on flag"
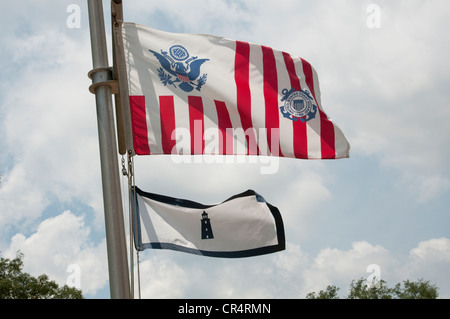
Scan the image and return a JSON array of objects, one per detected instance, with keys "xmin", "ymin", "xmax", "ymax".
[{"xmin": 149, "ymin": 45, "xmax": 209, "ymax": 93}]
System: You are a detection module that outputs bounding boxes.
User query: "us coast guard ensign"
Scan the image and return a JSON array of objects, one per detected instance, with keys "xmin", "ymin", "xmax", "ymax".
[{"xmin": 122, "ymin": 23, "xmax": 350, "ymax": 159}]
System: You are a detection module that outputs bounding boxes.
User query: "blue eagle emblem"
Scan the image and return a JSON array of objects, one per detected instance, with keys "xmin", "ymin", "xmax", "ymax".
[
  {"xmin": 279, "ymin": 88, "xmax": 317, "ymax": 123},
  {"xmin": 149, "ymin": 45, "xmax": 209, "ymax": 93}
]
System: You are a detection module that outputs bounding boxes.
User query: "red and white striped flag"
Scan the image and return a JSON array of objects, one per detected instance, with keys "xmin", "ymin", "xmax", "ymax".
[{"xmin": 121, "ymin": 23, "xmax": 350, "ymax": 159}]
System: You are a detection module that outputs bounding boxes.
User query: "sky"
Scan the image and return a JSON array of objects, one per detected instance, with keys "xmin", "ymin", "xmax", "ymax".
[{"xmin": 0, "ymin": 0, "xmax": 449, "ymax": 299}]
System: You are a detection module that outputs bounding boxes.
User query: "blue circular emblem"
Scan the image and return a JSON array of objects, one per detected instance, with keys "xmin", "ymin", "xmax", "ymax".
[
  {"xmin": 280, "ymin": 88, "xmax": 317, "ymax": 123},
  {"xmin": 170, "ymin": 45, "xmax": 189, "ymax": 61},
  {"xmin": 285, "ymin": 90, "xmax": 313, "ymax": 118}
]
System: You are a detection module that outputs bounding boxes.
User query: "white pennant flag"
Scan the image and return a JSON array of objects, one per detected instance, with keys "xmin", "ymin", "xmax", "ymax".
[{"xmin": 132, "ymin": 187, "xmax": 285, "ymax": 258}]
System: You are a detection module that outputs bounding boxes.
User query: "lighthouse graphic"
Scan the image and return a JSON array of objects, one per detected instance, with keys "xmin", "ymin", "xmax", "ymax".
[{"xmin": 201, "ymin": 211, "xmax": 214, "ymax": 240}]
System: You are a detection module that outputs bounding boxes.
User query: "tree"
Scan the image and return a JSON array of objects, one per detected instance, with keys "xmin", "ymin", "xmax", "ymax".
[
  {"xmin": 0, "ymin": 252, "xmax": 83, "ymax": 299},
  {"xmin": 393, "ymin": 279, "xmax": 439, "ymax": 299},
  {"xmin": 348, "ymin": 278, "xmax": 395, "ymax": 299},
  {"xmin": 306, "ymin": 277, "xmax": 439, "ymax": 299},
  {"xmin": 305, "ymin": 285, "xmax": 340, "ymax": 299}
]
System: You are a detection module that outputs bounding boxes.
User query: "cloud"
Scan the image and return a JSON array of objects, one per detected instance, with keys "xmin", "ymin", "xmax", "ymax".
[
  {"xmin": 0, "ymin": 23, "xmax": 105, "ymax": 231},
  {"xmin": 0, "ymin": 165, "xmax": 49, "ymax": 232},
  {"xmin": 320, "ymin": 0, "xmax": 450, "ymax": 203},
  {"xmin": 4, "ymin": 210, "xmax": 108, "ymax": 296},
  {"xmin": 411, "ymin": 175, "xmax": 450, "ymax": 204},
  {"xmin": 402, "ymin": 238, "xmax": 450, "ymax": 297},
  {"xmin": 136, "ymin": 254, "xmax": 189, "ymax": 298},
  {"xmin": 125, "ymin": 0, "xmax": 252, "ymax": 38},
  {"xmin": 410, "ymin": 238, "xmax": 450, "ymax": 262},
  {"xmin": 302, "ymin": 241, "xmax": 393, "ymax": 296},
  {"xmin": 132, "ymin": 238, "xmax": 450, "ymax": 299}
]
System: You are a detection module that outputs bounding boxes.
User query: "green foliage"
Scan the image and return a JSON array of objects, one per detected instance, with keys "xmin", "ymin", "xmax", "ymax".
[
  {"xmin": 306, "ymin": 277, "xmax": 439, "ymax": 299},
  {"xmin": 0, "ymin": 252, "xmax": 83, "ymax": 299},
  {"xmin": 348, "ymin": 278, "xmax": 393, "ymax": 299},
  {"xmin": 393, "ymin": 279, "xmax": 439, "ymax": 299},
  {"xmin": 306, "ymin": 285, "xmax": 340, "ymax": 299}
]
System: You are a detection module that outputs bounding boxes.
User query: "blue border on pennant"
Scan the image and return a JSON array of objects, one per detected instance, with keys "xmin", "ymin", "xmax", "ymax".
[{"xmin": 131, "ymin": 187, "xmax": 285, "ymax": 258}]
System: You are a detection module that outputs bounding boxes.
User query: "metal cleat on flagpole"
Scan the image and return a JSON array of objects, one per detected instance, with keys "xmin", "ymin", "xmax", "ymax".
[{"xmin": 88, "ymin": 67, "xmax": 119, "ymax": 95}]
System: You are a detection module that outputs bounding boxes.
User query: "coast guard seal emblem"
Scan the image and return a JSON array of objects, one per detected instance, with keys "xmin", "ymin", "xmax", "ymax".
[
  {"xmin": 280, "ymin": 88, "xmax": 317, "ymax": 123},
  {"xmin": 149, "ymin": 45, "xmax": 209, "ymax": 93}
]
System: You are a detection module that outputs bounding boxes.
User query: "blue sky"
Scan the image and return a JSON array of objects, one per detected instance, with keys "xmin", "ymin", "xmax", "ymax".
[{"xmin": 1, "ymin": 0, "xmax": 450, "ymax": 298}]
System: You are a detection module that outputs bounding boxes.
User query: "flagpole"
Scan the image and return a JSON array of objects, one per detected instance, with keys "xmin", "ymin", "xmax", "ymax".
[{"xmin": 87, "ymin": 0, "xmax": 131, "ymax": 299}]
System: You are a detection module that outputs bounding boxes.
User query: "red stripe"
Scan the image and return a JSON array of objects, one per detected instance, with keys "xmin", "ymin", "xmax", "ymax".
[
  {"xmin": 301, "ymin": 58, "xmax": 336, "ymax": 159},
  {"xmin": 214, "ymin": 100, "xmax": 233, "ymax": 155},
  {"xmin": 159, "ymin": 96, "xmax": 176, "ymax": 154},
  {"xmin": 282, "ymin": 52, "xmax": 308, "ymax": 159},
  {"xmin": 235, "ymin": 41, "xmax": 258, "ymax": 155},
  {"xmin": 262, "ymin": 46, "xmax": 283, "ymax": 157},
  {"xmin": 129, "ymin": 95, "xmax": 150, "ymax": 155},
  {"xmin": 188, "ymin": 96, "xmax": 204, "ymax": 154}
]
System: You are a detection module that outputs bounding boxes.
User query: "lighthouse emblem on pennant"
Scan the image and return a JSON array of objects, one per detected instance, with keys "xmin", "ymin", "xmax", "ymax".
[{"xmin": 201, "ymin": 211, "xmax": 214, "ymax": 240}]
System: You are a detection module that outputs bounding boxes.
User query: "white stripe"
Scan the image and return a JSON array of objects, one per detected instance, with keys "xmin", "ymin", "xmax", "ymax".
[
  {"xmin": 334, "ymin": 122, "xmax": 350, "ymax": 158},
  {"xmin": 144, "ymin": 99, "xmax": 160, "ymax": 154},
  {"xmin": 276, "ymin": 51, "xmax": 295, "ymax": 158},
  {"xmin": 311, "ymin": 64, "xmax": 323, "ymax": 109},
  {"xmin": 123, "ymin": 24, "xmax": 165, "ymax": 153}
]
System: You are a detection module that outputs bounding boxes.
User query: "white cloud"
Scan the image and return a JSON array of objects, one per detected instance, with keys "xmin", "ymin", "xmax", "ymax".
[
  {"xmin": 301, "ymin": 241, "xmax": 392, "ymax": 296},
  {"xmin": 412, "ymin": 175, "xmax": 450, "ymax": 204},
  {"xmin": 274, "ymin": 165, "xmax": 333, "ymax": 242},
  {"xmin": 4, "ymin": 210, "xmax": 108, "ymax": 296},
  {"xmin": 321, "ymin": 1, "xmax": 450, "ymax": 203},
  {"xmin": 132, "ymin": 238, "xmax": 450, "ymax": 299},
  {"xmin": 125, "ymin": 0, "xmax": 252, "ymax": 39},
  {"xmin": 136, "ymin": 253, "xmax": 189, "ymax": 298},
  {"xmin": 0, "ymin": 25, "xmax": 105, "ymax": 231},
  {"xmin": 402, "ymin": 238, "xmax": 450, "ymax": 298},
  {"xmin": 133, "ymin": 156, "xmax": 270, "ymax": 201},
  {"xmin": 410, "ymin": 238, "xmax": 450, "ymax": 262},
  {"xmin": 0, "ymin": 165, "xmax": 49, "ymax": 231}
]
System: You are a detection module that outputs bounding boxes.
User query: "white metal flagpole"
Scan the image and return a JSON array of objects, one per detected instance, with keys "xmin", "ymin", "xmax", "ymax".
[{"xmin": 87, "ymin": 0, "xmax": 131, "ymax": 299}]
